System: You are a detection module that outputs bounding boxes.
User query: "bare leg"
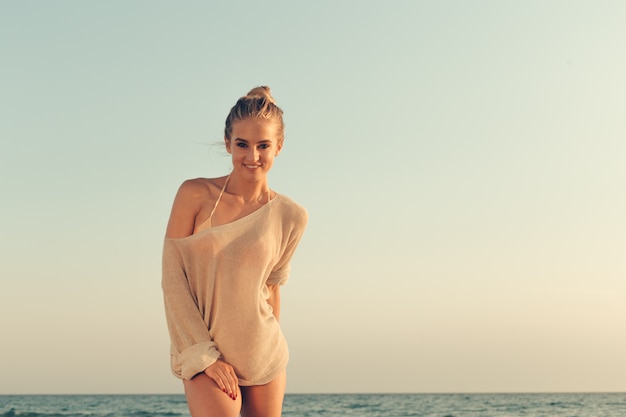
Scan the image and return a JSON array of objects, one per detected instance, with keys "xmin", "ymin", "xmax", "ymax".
[
  {"xmin": 183, "ymin": 373, "xmax": 242, "ymax": 417},
  {"xmin": 240, "ymin": 370, "xmax": 286, "ymax": 417}
]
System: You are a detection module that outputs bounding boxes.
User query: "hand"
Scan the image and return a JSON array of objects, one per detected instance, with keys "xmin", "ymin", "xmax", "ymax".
[{"xmin": 204, "ymin": 360, "xmax": 239, "ymax": 400}]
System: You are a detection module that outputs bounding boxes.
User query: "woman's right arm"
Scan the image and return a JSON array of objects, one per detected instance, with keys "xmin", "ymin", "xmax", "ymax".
[{"xmin": 163, "ymin": 180, "xmax": 239, "ymax": 398}]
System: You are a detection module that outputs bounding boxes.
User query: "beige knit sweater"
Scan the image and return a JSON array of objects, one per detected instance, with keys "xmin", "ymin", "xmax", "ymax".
[{"xmin": 162, "ymin": 194, "xmax": 307, "ymax": 385}]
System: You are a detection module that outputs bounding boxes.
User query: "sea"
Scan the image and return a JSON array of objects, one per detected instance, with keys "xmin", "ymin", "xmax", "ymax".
[{"xmin": 1, "ymin": 393, "xmax": 625, "ymax": 417}]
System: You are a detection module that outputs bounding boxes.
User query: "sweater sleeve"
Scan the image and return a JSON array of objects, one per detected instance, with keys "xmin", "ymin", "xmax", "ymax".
[
  {"xmin": 267, "ymin": 207, "xmax": 308, "ymax": 286},
  {"xmin": 162, "ymin": 238, "xmax": 221, "ymax": 380}
]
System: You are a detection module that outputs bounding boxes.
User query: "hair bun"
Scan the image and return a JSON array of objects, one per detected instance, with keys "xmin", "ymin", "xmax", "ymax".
[
  {"xmin": 245, "ymin": 86, "xmax": 276, "ymax": 104},
  {"xmin": 225, "ymin": 85, "xmax": 284, "ymax": 141}
]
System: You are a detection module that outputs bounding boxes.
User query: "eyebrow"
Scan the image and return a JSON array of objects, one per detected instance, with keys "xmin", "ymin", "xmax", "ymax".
[{"xmin": 234, "ymin": 138, "xmax": 272, "ymax": 143}]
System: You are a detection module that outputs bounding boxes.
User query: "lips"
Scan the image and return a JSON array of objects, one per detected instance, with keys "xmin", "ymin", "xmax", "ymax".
[{"xmin": 244, "ymin": 164, "xmax": 261, "ymax": 169}]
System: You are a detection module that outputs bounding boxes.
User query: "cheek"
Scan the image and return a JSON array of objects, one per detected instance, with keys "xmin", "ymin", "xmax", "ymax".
[{"xmin": 231, "ymin": 147, "xmax": 246, "ymax": 157}]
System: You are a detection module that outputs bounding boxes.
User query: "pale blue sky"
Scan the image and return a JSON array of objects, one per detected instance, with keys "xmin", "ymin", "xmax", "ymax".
[{"xmin": 1, "ymin": 1, "xmax": 625, "ymax": 394}]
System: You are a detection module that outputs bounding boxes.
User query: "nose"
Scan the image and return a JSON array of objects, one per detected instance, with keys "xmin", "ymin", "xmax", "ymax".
[{"xmin": 246, "ymin": 147, "xmax": 259, "ymax": 162}]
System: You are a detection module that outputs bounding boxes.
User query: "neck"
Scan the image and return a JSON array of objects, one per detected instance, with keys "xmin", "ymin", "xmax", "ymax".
[{"xmin": 225, "ymin": 172, "xmax": 270, "ymax": 204}]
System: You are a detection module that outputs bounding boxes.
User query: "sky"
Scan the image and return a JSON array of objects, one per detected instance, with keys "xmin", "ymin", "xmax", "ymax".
[{"xmin": 1, "ymin": 0, "xmax": 625, "ymax": 395}]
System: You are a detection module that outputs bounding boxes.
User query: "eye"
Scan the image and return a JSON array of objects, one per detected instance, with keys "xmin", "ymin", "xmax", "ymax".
[
  {"xmin": 236, "ymin": 142, "xmax": 248, "ymax": 148},
  {"xmin": 258, "ymin": 143, "xmax": 270, "ymax": 150}
]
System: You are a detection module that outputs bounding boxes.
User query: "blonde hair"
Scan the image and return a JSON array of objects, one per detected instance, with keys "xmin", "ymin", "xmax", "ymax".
[{"xmin": 224, "ymin": 86, "xmax": 285, "ymax": 143}]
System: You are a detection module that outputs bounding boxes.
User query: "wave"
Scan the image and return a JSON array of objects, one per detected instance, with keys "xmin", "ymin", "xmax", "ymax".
[
  {"xmin": 0, "ymin": 407, "xmax": 184, "ymax": 417},
  {"xmin": 1, "ymin": 409, "xmax": 85, "ymax": 417}
]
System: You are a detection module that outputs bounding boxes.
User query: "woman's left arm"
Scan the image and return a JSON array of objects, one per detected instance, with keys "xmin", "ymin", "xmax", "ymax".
[{"xmin": 267, "ymin": 284, "xmax": 281, "ymax": 321}]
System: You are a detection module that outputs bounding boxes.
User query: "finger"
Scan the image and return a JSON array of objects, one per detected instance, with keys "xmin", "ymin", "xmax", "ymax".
[
  {"xmin": 223, "ymin": 372, "xmax": 235, "ymax": 399},
  {"xmin": 212, "ymin": 374, "xmax": 225, "ymax": 392},
  {"xmin": 206, "ymin": 369, "xmax": 228, "ymax": 394},
  {"xmin": 218, "ymin": 373, "xmax": 233, "ymax": 397},
  {"xmin": 221, "ymin": 368, "xmax": 236, "ymax": 399},
  {"xmin": 217, "ymin": 370, "xmax": 235, "ymax": 398}
]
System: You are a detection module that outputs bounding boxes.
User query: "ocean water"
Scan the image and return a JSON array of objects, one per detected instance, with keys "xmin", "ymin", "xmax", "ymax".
[{"xmin": 1, "ymin": 393, "xmax": 625, "ymax": 417}]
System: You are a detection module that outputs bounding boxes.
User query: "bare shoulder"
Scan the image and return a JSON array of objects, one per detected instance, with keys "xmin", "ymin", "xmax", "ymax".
[
  {"xmin": 165, "ymin": 177, "xmax": 225, "ymax": 238},
  {"xmin": 177, "ymin": 177, "xmax": 214, "ymax": 198}
]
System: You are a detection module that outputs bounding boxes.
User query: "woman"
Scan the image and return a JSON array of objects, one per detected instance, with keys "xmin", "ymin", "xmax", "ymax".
[{"xmin": 162, "ymin": 86, "xmax": 308, "ymax": 417}]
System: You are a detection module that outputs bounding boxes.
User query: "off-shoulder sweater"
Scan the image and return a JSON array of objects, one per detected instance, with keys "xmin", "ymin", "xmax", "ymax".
[{"xmin": 162, "ymin": 194, "xmax": 307, "ymax": 385}]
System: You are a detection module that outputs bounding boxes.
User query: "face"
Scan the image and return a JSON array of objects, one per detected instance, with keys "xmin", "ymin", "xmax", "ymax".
[{"xmin": 225, "ymin": 118, "xmax": 282, "ymax": 181}]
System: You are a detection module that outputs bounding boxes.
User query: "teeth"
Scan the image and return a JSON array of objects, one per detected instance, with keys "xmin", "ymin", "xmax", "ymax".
[{"xmin": 245, "ymin": 165, "xmax": 259, "ymax": 168}]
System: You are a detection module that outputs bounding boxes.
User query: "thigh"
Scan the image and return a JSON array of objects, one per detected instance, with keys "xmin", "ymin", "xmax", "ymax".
[
  {"xmin": 240, "ymin": 370, "xmax": 286, "ymax": 417},
  {"xmin": 183, "ymin": 373, "xmax": 242, "ymax": 417}
]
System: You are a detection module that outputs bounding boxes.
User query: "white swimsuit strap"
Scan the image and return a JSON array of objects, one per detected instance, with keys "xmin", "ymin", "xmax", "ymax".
[{"xmin": 207, "ymin": 173, "xmax": 231, "ymax": 227}]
